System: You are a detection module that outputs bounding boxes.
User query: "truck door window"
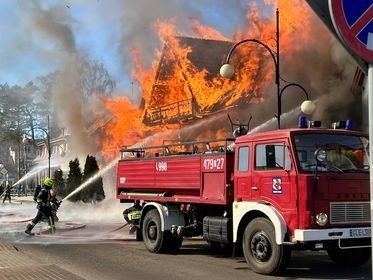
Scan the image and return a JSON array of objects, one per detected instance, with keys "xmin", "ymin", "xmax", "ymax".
[
  {"xmin": 255, "ymin": 143, "xmax": 290, "ymax": 170},
  {"xmin": 238, "ymin": 146, "xmax": 249, "ymax": 172}
]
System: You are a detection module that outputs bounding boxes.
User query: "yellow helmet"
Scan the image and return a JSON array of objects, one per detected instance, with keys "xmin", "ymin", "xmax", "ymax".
[{"xmin": 44, "ymin": 177, "xmax": 54, "ymax": 187}]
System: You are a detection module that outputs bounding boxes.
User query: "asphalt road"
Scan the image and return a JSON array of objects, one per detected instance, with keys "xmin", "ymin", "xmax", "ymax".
[
  {"xmin": 12, "ymin": 238, "xmax": 371, "ymax": 280},
  {"xmin": 1, "ymin": 198, "xmax": 371, "ymax": 280}
]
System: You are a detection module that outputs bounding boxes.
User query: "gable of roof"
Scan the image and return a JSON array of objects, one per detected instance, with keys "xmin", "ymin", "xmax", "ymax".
[{"xmin": 145, "ymin": 37, "xmax": 233, "ymax": 126}]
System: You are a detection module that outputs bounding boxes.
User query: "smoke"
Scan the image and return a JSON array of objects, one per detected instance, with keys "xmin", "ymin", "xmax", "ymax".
[
  {"xmin": 24, "ymin": 1, "xmax": 96, "ymax": 160},
  {"xmin": 116, "ymin": 0, "xmax": 249, "ymax": 71},
  {"xmin": 254, "ymin": 0, "xmax": 359, "ymax": 129}
]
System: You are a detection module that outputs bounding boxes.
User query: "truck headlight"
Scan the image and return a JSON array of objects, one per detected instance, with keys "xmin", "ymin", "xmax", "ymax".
[{"xmin": 316, "ymin": 212, "xmax": 328, "ymax": 226}]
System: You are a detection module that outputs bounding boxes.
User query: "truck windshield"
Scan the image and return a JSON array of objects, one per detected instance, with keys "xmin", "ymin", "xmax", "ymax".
[{"xmin": 293, "ymin": 133, "xmax": 369, "ymax": 173}]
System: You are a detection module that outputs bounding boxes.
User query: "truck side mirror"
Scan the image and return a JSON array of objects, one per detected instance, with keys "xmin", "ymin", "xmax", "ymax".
[
  {"xmin": 314, "ymin": 148, "xmax": 327, "ymax": 163},
  {"xmin": 313, "ymin": 148, "xmax": 327, "ymax": 177}
]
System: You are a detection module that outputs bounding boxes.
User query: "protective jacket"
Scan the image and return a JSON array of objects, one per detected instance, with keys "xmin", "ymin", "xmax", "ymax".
[{"xmin": 36, "ymin": 187, "xmax": 53, "ymax": 210}]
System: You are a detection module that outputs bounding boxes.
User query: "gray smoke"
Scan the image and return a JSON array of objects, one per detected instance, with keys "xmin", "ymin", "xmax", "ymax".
[
  {"xmin": 246, "ymin": 2, "xmax": 358, "ymax": 130},
  {"xmin": 23, "ymin": 1, "xmax": 95, "ymax": 160},
  {"xmin": 116, "ymin": 0, "xmax": 249, "ymax": 70}
]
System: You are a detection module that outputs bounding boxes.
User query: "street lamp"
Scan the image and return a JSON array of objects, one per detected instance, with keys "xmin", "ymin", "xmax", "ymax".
[
  {"xmin": 279, "ymin": 82, "xmax": 315, "ymax": 115},
  {"xmin": 219, "ymin": 9, "xmax": 315, "ymax": 128}
]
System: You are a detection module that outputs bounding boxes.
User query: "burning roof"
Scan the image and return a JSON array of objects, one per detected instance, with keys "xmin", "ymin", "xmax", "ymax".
[
  {"xmin": 143, "ymin": 37, "xmax": 234, "ymax": 126},
  {"xmin": 142, "ymin": 36, "xmax": 273, "ymax": 126}
]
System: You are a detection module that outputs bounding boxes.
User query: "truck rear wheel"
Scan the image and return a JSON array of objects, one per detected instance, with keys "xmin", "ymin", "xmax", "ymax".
[
  {"xmin": 142, "ymin": 209, "xmax": 166, "ymax": 253},
  {"xmin": 135, "ymin": 226, "xmax": 143, "ymax": 241},
  {"xmin": 327, "ymin": 246, "xmax": 370, "ymax": 266},
  {"xmin": 242, "ymin": 218, "xmax": 290, "ymax": 275}
]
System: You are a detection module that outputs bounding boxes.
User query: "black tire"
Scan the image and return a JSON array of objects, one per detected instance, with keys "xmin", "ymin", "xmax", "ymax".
[
  {"xmin": 242, "ymin": 218, "xmax": 291, "ymax": 275},
  {"xmin": 165, "ymin": 232, "xmax": 183, "ymax": 252},
  {"xmin": 135, "ymin": 226, "xmax": 143, "ymax": 241},
  {"xmin": 327, "ymin": 246, "xmax": 371, "ymax": 266},
  {"xmin": 142, "ymin": 209, "xmax": 167, "ymax": 253}
]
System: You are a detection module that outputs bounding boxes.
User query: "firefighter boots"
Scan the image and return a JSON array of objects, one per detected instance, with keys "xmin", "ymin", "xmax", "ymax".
[
  {"xmin": 25, "ymin": 223, "xmax": 35, "ymax": 236},
  {"xmin": 24, "ymin": 229, "xmax": 34, "ymax": 236}
]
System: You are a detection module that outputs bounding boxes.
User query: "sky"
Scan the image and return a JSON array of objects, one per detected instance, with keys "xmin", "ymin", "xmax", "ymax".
[{"xmin": 0, "ymin": 0, "xmax": 269, "ymax": 98}]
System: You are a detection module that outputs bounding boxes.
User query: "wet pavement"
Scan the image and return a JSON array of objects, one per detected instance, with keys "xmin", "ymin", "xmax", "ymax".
[
  {"xmin": 0, "ymin": 239, "xmax": 85, "ymax": 280},
  {"xmin": 0, "ymin": 195, "xmax": 134, "ymax": 279}
]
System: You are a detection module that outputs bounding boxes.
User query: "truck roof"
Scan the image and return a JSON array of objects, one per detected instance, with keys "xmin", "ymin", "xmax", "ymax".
[{"xmin": 235, "ymin": 128, "xmax": 368, "ymax": 144}]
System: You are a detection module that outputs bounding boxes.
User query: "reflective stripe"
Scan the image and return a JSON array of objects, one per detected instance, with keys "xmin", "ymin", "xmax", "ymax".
[{"xmin": 130, "ymin": 211, "xmax": 142, "ymax": 220}]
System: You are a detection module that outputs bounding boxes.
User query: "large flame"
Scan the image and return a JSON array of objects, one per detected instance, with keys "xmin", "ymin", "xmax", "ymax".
[{"xmin": 99, "ymin": 1, "xmax": 317, "ymax": 160}]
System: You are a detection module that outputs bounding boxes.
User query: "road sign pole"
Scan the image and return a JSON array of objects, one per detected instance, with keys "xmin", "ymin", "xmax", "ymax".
[
  {"xmin": 369, "ymin": 63, "xmax": 373, "ymax": 278},
  {"xmin": 368, "ymin": 32, "xmax": 373, "ymax": 278}
]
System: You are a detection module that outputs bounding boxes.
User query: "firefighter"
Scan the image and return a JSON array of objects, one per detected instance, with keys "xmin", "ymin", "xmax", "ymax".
[
  {"xmin": 25, "ymin": 177, "xmax": 57, "ymax": 236},
  {"xmin": 123, "ymin": 200, "xmax": 142, "ymax": 233},
  {"xmin": 2, "ymin": 183, "xmax": 11, "ymax": 203}
]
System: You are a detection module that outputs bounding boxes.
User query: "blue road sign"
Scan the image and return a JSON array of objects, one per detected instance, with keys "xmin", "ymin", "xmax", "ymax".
[{"xmin": 330, "ymin": 0, "xmax": 373, "ymax": 63}]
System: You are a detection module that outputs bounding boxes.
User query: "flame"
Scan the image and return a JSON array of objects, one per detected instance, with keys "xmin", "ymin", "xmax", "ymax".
[
  {"xmin": 99, "ymin": 1, "xmax": 316, "ymax": 160},
  {"xmin": 99, "ymin": 96, "xmax": 146, "ymax": 159}
]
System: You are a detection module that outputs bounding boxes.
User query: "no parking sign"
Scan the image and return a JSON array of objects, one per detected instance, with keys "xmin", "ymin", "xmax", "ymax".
[{"xmin": 329, "ymin": 0, "xmax": 373, "ymax": 63}]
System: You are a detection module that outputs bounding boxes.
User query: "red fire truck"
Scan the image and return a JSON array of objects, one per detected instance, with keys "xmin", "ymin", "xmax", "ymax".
[{"xmin": 116, "ymin": 119, "xmax": 371, "ymax": 275}]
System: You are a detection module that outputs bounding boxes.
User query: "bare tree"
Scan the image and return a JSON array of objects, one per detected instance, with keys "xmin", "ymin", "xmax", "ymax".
[{"xmin": 80, "ymin": 59, "xmax": 116, "ymax": 99}]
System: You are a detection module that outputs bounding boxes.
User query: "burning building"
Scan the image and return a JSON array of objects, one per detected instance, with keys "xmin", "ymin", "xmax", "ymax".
[
  {"xmin": 142, "ymin": 37, "xmax": 234, "ymax": 126},
  {"xmin": 97, "ymin": 2, "xmax": 363, "ymax": 162}
]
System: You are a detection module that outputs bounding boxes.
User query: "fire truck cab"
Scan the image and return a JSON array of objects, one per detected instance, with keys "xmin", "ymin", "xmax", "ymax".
[{"xmin": 116, "ymin": 120, "xmax": 370, "ymax": 275}]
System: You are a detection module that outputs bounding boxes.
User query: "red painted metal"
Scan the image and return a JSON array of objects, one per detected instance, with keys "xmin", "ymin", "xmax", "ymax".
[{"xmin": 116, "ymin": 139, "xmax": 235, "ymax": 205}]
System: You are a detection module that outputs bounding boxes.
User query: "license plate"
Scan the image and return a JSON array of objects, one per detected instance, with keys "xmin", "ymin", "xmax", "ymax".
[{"xmin": 349, "ymin": 228, "xmax": 371, "ymax": 237}]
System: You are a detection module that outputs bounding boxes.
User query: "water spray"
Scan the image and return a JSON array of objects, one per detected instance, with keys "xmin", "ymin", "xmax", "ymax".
[
  {"xmin": 13, "ymin": 158, "xmax": 68, "ymax": 187},
  {"xmin": 62, "ymin": 157, "xmax": 119, "ymax": 201},
  {"xmin": 13, "ymin": 165, "xmax": 45, "ymax": 187}
]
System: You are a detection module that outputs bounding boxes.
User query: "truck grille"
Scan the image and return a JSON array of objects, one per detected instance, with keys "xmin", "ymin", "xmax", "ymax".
[{"xmin": 330, "ymin": 202, "xmax": 370, "ymax": 224}]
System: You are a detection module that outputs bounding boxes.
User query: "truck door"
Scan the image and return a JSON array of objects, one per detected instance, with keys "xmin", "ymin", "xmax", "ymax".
[
  {"xmin": 235, "ymin": 144, "xmax": 253, "ymax": 201},
  {"xmin": 252, "ymin": 141, "xmax": 296, "ymax": 207}
]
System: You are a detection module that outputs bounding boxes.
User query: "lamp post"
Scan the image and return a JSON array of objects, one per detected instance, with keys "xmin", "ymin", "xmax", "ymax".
[{"xmin": 219, "ymin": 9, "xmax": 315, "ymax": 128}]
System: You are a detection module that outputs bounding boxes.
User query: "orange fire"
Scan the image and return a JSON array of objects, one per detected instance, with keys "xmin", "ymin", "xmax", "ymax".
[
  {"xmin": 100, "ymin": 0, "xmax": 316, "ymax": 160},
  {"xmin": 99, "ymin": 96, "xmax": 145, "ymax": 160}
]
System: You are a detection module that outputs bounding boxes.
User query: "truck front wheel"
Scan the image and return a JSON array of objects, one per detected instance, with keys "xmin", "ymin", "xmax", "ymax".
[
  {"xmin": 142, "ymin": 209, "xmax": 166, "ymax": 253},
  {"xmin": 327, "ymin": 246, "xmax": 370, "ymax": 266},
  {"xmin": 242, "ymin": 218, "xmax": 291, "ymax": 275}
]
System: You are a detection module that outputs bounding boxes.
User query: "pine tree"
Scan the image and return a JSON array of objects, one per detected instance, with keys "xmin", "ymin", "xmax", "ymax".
[
  {"xmin": 81, "ymin": 155, "xmax": 105, "ymax": 202},
  {"xmin": 66, "ymin": 158, "xmax": 82, "ymax": 202},
  {"xmin": 53, "ymin": 168, "xmax": 65, "ymax": 198}
]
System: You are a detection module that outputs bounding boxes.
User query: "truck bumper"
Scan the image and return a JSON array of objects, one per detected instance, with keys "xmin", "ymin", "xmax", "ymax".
[{"xmin": 294, "ymin": 227, "xmax": 371, "ymax": 241}]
